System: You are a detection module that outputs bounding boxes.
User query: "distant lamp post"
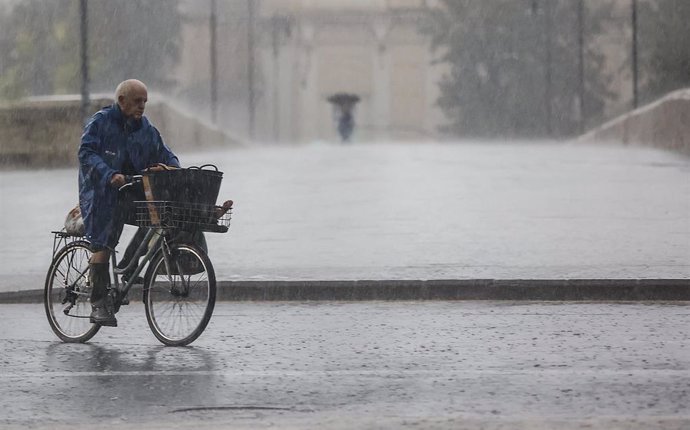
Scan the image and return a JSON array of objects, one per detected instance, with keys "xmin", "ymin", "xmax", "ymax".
[
  {"xmin": 247, "ymin": 0, "xmax": 256, "ymax": 140},
  {"xmin": 577, "ymin": 0, "xmax": 585, "ymax": 134},
  {"xmin": 270, "ymin": 15, "xmax": 291, "ymax": 141},
  {"xmin": 79, "ymin": 0, "xmax": 90, "ymax": 124},
  {"xmin": 529, "ymin": 0, "xmax": 552, "ymax": 136},
  {"xmin": 210, "ymin": 0, "xmax": 218, "ymax": 124},
  {"xmin": 544, "ymin": 0, "xmax": 552, "ymax": 136},
  {"xmin": 631, "ymin": 0, "xmax": 639, "ymax": 109}
]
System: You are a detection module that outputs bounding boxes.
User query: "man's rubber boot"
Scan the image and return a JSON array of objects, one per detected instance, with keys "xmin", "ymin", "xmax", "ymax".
[{"xmin": 89, "ymin": 263, "xmax": 117, "ymax": 327}]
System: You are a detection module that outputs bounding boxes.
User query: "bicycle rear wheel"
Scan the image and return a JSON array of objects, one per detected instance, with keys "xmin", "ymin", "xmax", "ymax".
[
  {"xmin": 44, "ymin": 241, "xmax": 100, "ymax": 342},
  {"xmin": 143, "ymin": 243, "xmax": 216, "ymax": 346}
]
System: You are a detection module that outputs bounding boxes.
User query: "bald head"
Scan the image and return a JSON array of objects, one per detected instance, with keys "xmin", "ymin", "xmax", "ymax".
[{"xmin": 115, "ymin": 79, "xmax": 148, "ymax": 120}]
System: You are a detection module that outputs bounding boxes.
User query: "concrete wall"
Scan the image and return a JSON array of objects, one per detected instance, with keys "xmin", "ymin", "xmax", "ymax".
[
  {"xmin": 145, "ymin": 98, "xmax": 243, "ymax": 152},
  {"xmin": 581, "ymin": 88, "xmax": 690, "ymax": 155},
  {"xmin": 0, "ymin": 97, "xmax": 242, "ymax": 168},
  {"xmin": 0, "ymin": 98, "xmax": 102, "ymax": 167}
]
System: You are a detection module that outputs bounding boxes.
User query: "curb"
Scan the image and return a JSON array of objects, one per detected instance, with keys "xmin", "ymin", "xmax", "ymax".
[{"xmin": 2, "ymin": 279, "xmax": 689, "ymax": 304}]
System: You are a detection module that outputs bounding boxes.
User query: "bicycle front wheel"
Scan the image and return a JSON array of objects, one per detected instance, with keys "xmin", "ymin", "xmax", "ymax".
[
  {"xmin": 143, "ymin": 243, "xmax": 216, "ymax": 346},
  {"xmin": 44, "ymin": 241, "xmax": 100, "ymax": 343}
]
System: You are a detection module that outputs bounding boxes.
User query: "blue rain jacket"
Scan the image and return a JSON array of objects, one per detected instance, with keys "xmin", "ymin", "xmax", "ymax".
[{"xmin": 78, "ymin": 104, "xmax": 180, "ymax": 248}]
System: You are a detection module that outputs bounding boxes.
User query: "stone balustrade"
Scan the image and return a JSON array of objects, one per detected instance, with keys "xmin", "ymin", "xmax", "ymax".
[
  {"xmin": 581, "ymin": 88, "xmax": 690, "ymax": 155},
  {"xmin": 0, "ymin": 96, "xmax": 242, "ymax": 168}
]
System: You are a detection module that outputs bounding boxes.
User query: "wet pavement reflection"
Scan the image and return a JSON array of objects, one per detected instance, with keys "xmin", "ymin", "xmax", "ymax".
[{"xmin": 1, "ymin": 301, "xmax": 689, "ymax": 429}]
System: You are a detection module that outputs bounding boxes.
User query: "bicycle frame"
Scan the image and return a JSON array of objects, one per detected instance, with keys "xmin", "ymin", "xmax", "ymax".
[
  {"xmin": 111, "ymin": 225, "xmax": 198, "ymax": 306},
  {"xmin": 111, "ymin": 227, "xmax": 164, "ymax": 302}
]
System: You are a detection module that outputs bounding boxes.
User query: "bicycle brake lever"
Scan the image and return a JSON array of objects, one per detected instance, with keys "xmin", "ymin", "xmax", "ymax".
[{"xmin": 118, "ymin": 175, "xmax": 143, "ymax": 192}]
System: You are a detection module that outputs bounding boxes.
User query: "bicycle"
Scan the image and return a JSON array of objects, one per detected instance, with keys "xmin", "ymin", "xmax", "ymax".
[{"xmin": 44, "ymin": 174, "xmax": 232, "ymax": 346}]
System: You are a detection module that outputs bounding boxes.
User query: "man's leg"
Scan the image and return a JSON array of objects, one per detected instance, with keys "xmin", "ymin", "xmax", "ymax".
[{"xmin": 89, "ymin": 249, "xmax": 117, "ymax": 327}]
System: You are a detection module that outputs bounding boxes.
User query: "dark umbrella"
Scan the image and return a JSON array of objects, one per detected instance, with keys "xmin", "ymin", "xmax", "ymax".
[{"xmin": 327, "ymin": 93, "xmax": 360, "ymax": 110}]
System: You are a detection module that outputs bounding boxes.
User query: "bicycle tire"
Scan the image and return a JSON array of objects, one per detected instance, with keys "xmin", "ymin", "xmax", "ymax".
[
  {"xmin": 143, "ymin": 243, "xmax": 216, "ymax": 346},
  {"xmin": 44, "ymin": 241, "xmax": 100, "ymax": 343}
]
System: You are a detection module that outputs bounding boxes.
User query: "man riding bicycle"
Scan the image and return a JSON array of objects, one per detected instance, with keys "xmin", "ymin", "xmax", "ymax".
[{"xmin": 78, "ymin": 79, "xmax": 179, "ymax": 327}]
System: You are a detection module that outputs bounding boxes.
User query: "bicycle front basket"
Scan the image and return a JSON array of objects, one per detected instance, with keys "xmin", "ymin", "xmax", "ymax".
[
  {"xmin": 142, "ymin": 165, "xmax": 223, "ymax": 207},
  {"xmin": 135, "ymin": 201, "xmax": 230, "ymax": 233}
]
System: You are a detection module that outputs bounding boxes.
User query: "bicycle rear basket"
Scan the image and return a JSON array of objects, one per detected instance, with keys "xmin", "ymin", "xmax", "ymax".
[{"xmin": 136, "ymin": 201, "xmax": 231, "ymax": 233}]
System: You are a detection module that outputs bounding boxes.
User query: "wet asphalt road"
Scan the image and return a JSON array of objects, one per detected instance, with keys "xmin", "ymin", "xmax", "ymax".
[
  {"xmin": 3, "ymin": 143, "xmax": 690, "ymax": 293},
  {"xmin": 1, "ymin": 301, "xmax": 689, "ymax": 429}
]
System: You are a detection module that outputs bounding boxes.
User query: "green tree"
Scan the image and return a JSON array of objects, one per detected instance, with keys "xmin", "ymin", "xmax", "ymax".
[
  {"xmin": 0, "ymin": 0, "xmax": 181, "ymax": 100},
  {"xmin": 637, "ymin": 0, "xmax": 690, "ymax": 104},
  {"xmin": 426, "ymin": 0, "xmax": 618, "ymax": 138},
  {"xmin": 0, "ymin": 0, "xmax": 75, "ymax": 99}
]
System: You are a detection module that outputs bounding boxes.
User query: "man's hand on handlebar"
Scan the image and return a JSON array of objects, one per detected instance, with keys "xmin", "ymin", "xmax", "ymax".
[{"xmin": 110, "ymin": 173, "xmax": 126, "ymax": 188}]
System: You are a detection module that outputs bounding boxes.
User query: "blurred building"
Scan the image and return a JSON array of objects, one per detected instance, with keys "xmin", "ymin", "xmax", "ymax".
[
  {"xmin": 256, "ymin": 0, "xmax": 445, "ymax": 143},
  {"xmin": 175, "ymin": 0, "xmax": 445, "ymax": 143}
]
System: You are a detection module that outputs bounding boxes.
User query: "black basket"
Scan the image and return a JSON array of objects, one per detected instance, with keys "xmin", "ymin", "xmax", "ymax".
[
  {"xmin": 136, "ymin": 201, "xmax": 231, "ymax": 233},
  {"xmin": 143, "ymin": 165, "xmax": 223, "ymax": 207}
]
